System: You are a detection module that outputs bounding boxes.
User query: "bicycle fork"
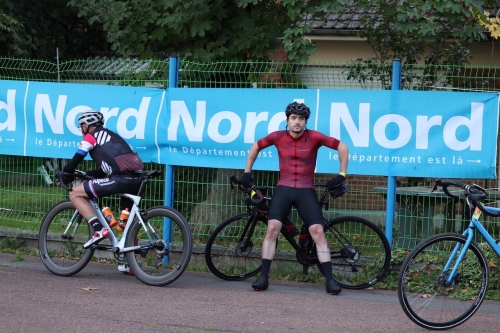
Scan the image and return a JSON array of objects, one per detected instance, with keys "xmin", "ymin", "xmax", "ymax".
[
  {"xmin": 61, "ymin": 210, "xmax": 84, "ymax": 240},
  {"xmin": 442, "ymin": 229, "xmax": 475, "ymax": 286},
  {"xmin": 237, "ymin": 214, "xmax": 259, "ymax": 252}
]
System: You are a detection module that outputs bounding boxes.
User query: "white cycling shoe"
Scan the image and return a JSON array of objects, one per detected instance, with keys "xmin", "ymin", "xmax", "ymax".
[
  {"xmin": 118, "ymin": 264, "xmax": 134, "ymax": 275},
  {"xmin": 83, "ymin": 228, "xmax": 110, "ymax": 249}
]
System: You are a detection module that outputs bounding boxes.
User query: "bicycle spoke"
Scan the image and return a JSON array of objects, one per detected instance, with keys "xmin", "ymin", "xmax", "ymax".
[
  {"xmin": 398, "ymin": 233, "xmax": 488, "ymax": 330},
  {"xmin": 126, "ymin": 206, "xmax": 192, "ymax": 286},
  {"xmin": 205, "ymin": 213, "xmax": 266, "ymax": 280},
  {"xmin": 318, "ymin": 216, "xmax": 391, "ymax": 289},
  {"xmin": 38, "ymin": 200, "xmax": 94, "ymax": 276}
]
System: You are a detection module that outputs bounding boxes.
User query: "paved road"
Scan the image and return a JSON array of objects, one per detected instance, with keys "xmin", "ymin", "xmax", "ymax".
[{"xmin": 0, "ymin": 252, "xmax": 498, "ymax": 333}]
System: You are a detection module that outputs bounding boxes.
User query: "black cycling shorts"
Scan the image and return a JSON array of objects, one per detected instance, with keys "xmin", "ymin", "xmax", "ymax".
[
  {"xmin": 84, "ymin": 174, "xmax": 143, "ymax": 200},
  {"xmin": 267, "ymin": 185, "xmax": 324, "ymax": 227}
]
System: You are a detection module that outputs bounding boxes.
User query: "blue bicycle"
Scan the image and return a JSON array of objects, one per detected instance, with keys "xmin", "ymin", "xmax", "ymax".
[{"xmin": 398, "ymin": 179, "xmax": 500, "ymax": 330}]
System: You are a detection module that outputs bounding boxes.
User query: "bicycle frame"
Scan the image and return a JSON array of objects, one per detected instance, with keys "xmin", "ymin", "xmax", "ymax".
[
  {"xmin": 238, "ymin": 180, "xmax": 359, "ymax": 265},
  {"xmin": 240, "ymin": 204, "xmax": 305, "ymax": 255},
  {"xmin": 62, "ymin": 192, "xmax": 161, "ymax": 255},
  {"xmin": 443, "ymin": 204, "xmax": 500, "ymax": 285},
  {"xmin": 242, "ymin": 197, "xmax": 355, "ymax": 265}
]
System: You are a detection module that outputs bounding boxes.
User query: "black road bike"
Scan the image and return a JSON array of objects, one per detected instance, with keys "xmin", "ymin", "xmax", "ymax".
[{"xmin": 205, "ymin": 176, "xmax": 391, "ymax": 289}]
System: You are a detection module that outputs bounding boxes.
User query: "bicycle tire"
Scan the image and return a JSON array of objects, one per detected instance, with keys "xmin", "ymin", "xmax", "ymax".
[
  {"xmin": 38, "ymin": 200, "xmax": 94, "ymax": 276},
  {"xmin": 125, "ymin": 206, "xmax": 193, "ymax": 286},
  {"xmin": 205, "ymin": 213, "xmax": 267, "ymax": 281},
  {"xmin": 316, "ymin": 215, "xmax": 391, "ymax": 289},
  {"xmin": 397, "ymin": 233, "xmax": 488, "ymax": 330}
]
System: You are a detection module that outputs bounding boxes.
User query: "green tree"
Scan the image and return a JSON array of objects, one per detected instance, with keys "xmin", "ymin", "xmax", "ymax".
[
  {"xmin": 68, "ymin": 0, "xmax": 287, "ymax": 61},
  {"xmin": 356, "ymin": 0, "xmax": 495, "ymax": 64},
  {"xmin": 67, "ymin": 0, "xmax": 349, "ymax": 62},
  {"xmin": 0, "ymin": 8, "xmax": 25, "ymax": 56},
  {"xmin": 342, "ymin": 0, "xmax": 498, "ymax": 89},
  {"xmin": 0, "ymin": 0, "xmax": 108, "ymax": 59}
]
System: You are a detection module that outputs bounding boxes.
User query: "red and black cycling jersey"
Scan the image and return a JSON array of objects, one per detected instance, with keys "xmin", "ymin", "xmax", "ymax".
[
  {"xmin": 64, "ymin": 126, "xmax": 143, "ymax": 176},
  {"xmin": 257, "ymin": 129, "xmax": 340, "ymax": 188}
]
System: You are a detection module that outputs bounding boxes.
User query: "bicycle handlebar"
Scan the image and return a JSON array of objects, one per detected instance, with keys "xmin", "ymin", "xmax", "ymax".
[
  {"xmin": 229, "ymin": 175, "xmax": 348, "ymax": 211},
  {"xmin": 55, "ymin": 167, "xmax": 93, "ymax": 191},
  {"xmin": 433, "ymin": 179, "xmax": 500, "ymax": 218},
  {"xmin": 229, "ymin": 175, "xmax": 268, "ymax": 207}
]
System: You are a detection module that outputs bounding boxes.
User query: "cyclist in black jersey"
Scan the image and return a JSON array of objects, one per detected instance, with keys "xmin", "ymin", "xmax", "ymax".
[
  {"xmin": 240, "ymin": 102, "xmax": 349, "ymax": 295},
  {"xmin": 62, "ymin": 110, "xmax": 144, "ymax": 260}
]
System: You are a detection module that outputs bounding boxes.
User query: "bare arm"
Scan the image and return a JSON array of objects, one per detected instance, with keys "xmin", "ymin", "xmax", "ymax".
[
  {"xmin": 336, "ymin": 141, "xmax": 349, "ymax": 174},
  {"xmin": 245, "ymin": 142, "xmax": 261, "ymax": 173}
]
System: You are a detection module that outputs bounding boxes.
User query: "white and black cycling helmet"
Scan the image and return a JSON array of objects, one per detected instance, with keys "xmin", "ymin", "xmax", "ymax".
[
  {"xmin": 285, "ymin": 102, "xmax": 310, "ymax": 119},
  {"xmin": 78, "ymin": 110, "xmax": 104, "ymax": 126}
]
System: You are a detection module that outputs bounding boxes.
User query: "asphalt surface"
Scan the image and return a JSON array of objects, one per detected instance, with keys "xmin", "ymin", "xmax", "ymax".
[{"xmin": 0, "ymin": 252, "xmax": 499, "ymax": 333}]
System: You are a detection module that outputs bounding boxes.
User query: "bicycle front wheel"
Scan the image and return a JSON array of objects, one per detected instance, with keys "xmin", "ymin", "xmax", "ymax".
[
  {"xmin": 38, "ymin": 200, "xmax": 94, "ymax": 276},
  {"xmin": 317, "ymin": 216, "xmax": 391, "ymax": 289},
  {"xmin": 398, "ymin": 233, "xmax": 488, "ymax": 330},
  {"xmin": 125, "ymin": 206, "xmax": 193, "ymax": 287},
  {"xmin": 205, "ymin": 213, "xmax": 267, "ymax": 281}
]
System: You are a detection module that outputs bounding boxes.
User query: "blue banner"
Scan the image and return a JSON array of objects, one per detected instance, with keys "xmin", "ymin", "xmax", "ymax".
[
  {"xmin": 1, "ymin": 80, "xmax": 498, "ymax": 178},
  {"xmin": 160, "ymin": 88, "xmax": 316, "ymax": 169},
  {"xmin": 0, "ymin": 81, "xmax": 164, "ymax": 162},
  {"xmin": 317, "ymin": 90, "xmax": 499, "ymax": 178},
  {"xmin": 164, "ymin": 88, "xmax": 499, "ymax": 178}
]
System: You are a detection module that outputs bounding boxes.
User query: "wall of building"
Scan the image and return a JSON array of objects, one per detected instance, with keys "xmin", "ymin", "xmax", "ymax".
[{"xmin": 306, "ymin": 37, "xmax": 500, "ymax": 66}]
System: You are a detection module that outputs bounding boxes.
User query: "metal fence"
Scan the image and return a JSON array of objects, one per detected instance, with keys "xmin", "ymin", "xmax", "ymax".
[{"xmin": 1, "ymin": 57, "xmax": 500, "ymax": 251}]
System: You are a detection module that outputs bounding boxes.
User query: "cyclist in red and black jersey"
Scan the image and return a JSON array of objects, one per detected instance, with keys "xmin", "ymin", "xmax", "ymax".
[
  {"xmin": 62, "ymin": 110, "xmax": 144, "ymax": 253},
  {"xmin": 240, "ymin": 102, "xmax": 349, "ymax": 295}
]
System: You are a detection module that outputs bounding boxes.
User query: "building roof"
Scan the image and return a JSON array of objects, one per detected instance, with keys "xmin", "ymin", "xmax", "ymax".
[
  {"xmin": 306, "ymin": 3, "xmax": 365, "ymax": 36},
  {"xmin": 306, "ymin": 2, "xmax": 500, "ymax": 37}
]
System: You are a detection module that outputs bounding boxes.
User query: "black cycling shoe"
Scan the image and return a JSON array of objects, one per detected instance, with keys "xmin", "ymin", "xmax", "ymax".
[
  {"xmin": 326, "ymin": 279, "xmax": 341, "ymax": 295},
  {"xmin": 252, "ymin": 276, "xmax": 269, "ymax": 291}
]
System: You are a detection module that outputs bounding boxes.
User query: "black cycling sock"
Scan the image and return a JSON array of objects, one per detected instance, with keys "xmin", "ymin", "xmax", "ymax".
[
  {"xmin": 88, "ymin": 216, "xmax": 103, "ymax": 232},
  {"xmin": 321, "ymin": 262, "xmax": 334, "ymax": 282},
  {"xmin": 261, "ymin": 259, "xmax": 272, "ymax": 279}
]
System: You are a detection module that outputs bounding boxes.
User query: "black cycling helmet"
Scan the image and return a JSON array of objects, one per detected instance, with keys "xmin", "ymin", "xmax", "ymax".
[
  {"xmin": 78, "ymin": 110, "xmax": 104, "ymax": 126},
  {"xmin": 285, "ymin": 102, "xmax": 310, "ymax": 120}
]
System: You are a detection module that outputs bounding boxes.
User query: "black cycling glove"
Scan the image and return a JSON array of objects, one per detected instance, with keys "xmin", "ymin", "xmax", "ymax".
[
  {"xmin": 57, "ymin": 173, "xmax": 72, "ymax": 187},
  {"xmin": 240, "ymin": 172, "xmax": 255, "ymax": 188},
  {"xmin": 326, "ymin": 175, "xmax": 346, "ymax": 190}
]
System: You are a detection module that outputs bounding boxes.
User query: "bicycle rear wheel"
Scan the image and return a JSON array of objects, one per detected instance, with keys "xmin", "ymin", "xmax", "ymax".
[
  {"xmin": 38, "ymin": 200, "xmax": 94, "ymax": 276},
  {"xmin": 205, "ymin": 213, "xmax": 267, "ymax": 281},
  {"xmin": 317, "ymin": 216, "xmax": 391, "ymax": 289},
  {"xmin": 398, "ymin": 233, "xmax": 488, "ymax": 330},
  {"xmin": 125, "ymin": 206, "xmax": 193, "ymax": 286}
]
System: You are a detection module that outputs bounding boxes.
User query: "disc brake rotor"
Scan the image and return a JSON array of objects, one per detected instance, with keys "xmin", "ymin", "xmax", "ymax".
[
  {"xmin": 235, "ymin": 241, "xmax": 253, "ymax": 256},
  {"xmin": 342, "ymin": 246, "xmax": 360, "ymax": 263}
]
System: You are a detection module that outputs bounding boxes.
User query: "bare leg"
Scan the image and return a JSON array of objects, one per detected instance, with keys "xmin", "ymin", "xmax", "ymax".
[
  {"xmin": 252, "ymin": 219, "xmax": 282, "ymax": 291},
  {"xmin": 261, "ymin": 219, "xmax": 283, "ymax": 259},
  {"xmin": 309, "ymin": 224, "xmax": 341, "ymax": 294},
  {"xmin": 68, "ymin": 183, "xmax": 95, "ymax": 219},
  {"xmin": 308, "ymin": 224, "xmax": 330, "ymax": 263}
]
